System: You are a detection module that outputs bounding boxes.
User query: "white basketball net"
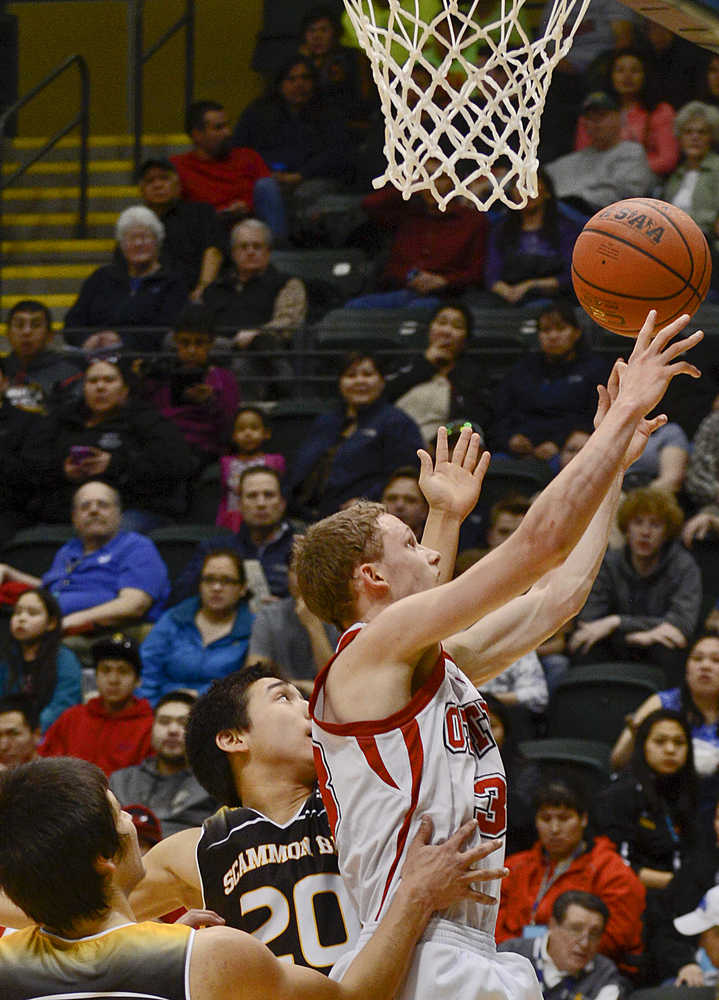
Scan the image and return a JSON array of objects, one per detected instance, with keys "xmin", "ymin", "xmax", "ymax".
[{"xmin": 345, "ymin": 0, "xmax": 592, "ymax": 210}]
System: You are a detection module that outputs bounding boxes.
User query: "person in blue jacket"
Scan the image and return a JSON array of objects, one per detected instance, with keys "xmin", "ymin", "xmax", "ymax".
[
  {"xmin": 489, "ymin": 300, "xmax": 611, "ymax": 462},
  {"xmin": 0, "ymin": 588, "xmax": 82, "ymax": 733},
  {"xmin": 288, "ymin": 351, "xmax": 424, "ymax": 521},
  {"xmin": 138, "ymin": 549, "xmax": 253, "ymax": 706}
]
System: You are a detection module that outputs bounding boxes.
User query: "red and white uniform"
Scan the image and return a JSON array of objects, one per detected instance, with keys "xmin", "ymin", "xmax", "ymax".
[{"xmin": 310, "ymin": 623, "xmax": 540, "ymax": 1000}]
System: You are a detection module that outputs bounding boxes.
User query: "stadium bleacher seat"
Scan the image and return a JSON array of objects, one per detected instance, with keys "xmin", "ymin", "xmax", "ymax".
[
  {"xmin": 272, "ymin": 248, "xmax": 371, "ymax": 301},
  {"xmin": 312, "ymin": 307, "xmax": 431, "ymax": 353},
  {"xmin": 688, "ymin": 537, "xmax": 719, "ymax": 624},
  {"xmin": 185, "ymin": 463, "xmax": 222, "ymax": 525},
  {"xmin": 518, "ymin": 738, "xmax": 612, "ymax": 796},
  {"xmin": 0, "ymin": 525, "xmax": 74, "ymax": 578},
  {"xmin": 148, "ymin": 524, "xmax": 233, "ymax": 584},
  {"xmin": 264, "ymin": 397, "xmax": 333, "ymax": 465},
  {"xmin": 546, "ymin": 663, "xmax": 660, "ymax": 744},
  {"xmin": 477, "ymin": 457, "xmax": 552, "ymax": 512}
]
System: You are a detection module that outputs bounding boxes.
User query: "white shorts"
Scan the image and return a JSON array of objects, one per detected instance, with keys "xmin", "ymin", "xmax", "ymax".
[{"xmin": 330, "ymin": 917, "xmax": 541, "ymax": 1000}]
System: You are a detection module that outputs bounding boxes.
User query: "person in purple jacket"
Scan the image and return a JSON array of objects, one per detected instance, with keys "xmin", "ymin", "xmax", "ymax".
[
  {"xmin": 485, "ymin": 169, "xmax": 586, "ymax": 309},
  {"xmin": 140, "ymin": 305, "xmax": 239, "ymax": 462}
]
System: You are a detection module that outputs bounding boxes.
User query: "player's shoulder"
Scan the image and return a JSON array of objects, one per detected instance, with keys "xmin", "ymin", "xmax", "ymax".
[
  {"xmin": 199, "ymin": 805, "xmax": 255, "ymax": 846},
  {"xmin": 191, "ymin": 924, "xmax": 263, "ymax": 985}
]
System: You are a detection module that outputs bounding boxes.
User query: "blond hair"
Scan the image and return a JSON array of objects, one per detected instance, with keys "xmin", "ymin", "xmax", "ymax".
[{"xmin": 293, "ymin": 501, "xmax": 385, "ymax": 628}]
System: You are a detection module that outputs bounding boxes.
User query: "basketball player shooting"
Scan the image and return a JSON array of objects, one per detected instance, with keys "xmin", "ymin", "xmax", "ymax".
[{"xmin": 294, "ymin": 309, "xmax": 702, "ymax": 1000}]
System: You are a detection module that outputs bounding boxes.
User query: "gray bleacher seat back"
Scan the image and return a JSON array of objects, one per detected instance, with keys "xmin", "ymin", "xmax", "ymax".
[
  {"xmin": 272, "ymin": 249, "xmax": 371, "ymax": 301},
  {"xmin": 688, "ymin": 537, "xmax": 719, "ymax": 624},
  {"xmin": 148, "ymin": 524, "xmax": 233, "ymax": 585},
  {"xmin": 0, "ymin": 525, "xmax": 74, "ymax": 579},
  {"xmin": 477, "ymin": 457, "xmax": 552, "ymax": 513},
  {"xmin": 546, "ymin": 663, "xmax": 660, "ymax": 744},
  {"xmin": 185, "ymin": 463, "xmax": 222, "ymax": 526},
  {"xmin": 311, "ymin": 307, "xmax": 431, "ymax": 354},
  {"xmin": 264, "ymin": 397, "xmax": 333, "ymax": 466},
  {"xmin": 518, "ymin": 738, "xmax": 612, "ymax": 796}
]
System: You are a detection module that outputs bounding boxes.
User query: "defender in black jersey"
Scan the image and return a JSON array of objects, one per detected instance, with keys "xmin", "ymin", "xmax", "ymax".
[
  {"xmin": 197, "ymin": 785, "xmax": 358, "ymax": 972},
  {"xmin": 128, "ymin": 665, "xmax": 359, "ymax": 973}
]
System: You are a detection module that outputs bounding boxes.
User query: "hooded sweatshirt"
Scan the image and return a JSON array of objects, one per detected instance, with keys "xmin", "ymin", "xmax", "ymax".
[{"xmin": 38, "ymin": 694, "xmax": 153, "ymax": 776}]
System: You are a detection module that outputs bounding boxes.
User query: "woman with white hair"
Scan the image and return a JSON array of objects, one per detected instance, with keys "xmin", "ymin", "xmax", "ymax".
[
  {"xmin": 64, "ymin": 204, "xmax": 188, "ymax": 350},
  {"xmin": 663, "ymin": 101, "xmax": 719, "ymax": 239}
]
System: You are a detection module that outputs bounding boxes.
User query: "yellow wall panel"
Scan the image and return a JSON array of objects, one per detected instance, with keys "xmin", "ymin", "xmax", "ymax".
[{"xmin": 8, "ymin": 0, "xmax": 265, "ymax": 136}]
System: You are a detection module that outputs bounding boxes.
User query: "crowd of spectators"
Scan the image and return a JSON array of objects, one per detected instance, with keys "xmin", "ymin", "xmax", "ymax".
[{"xmin": 5, "ymin": 3, "xmax": 719, "ymax": 992}]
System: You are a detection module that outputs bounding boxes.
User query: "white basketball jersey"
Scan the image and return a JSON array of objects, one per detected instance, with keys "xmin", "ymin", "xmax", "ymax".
[{"xmin": 310, "ymin": 623, "xmax": 507, "ymax": 935}]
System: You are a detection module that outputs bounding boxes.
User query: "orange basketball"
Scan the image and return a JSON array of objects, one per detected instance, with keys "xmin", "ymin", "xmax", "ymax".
[{"xmin": 571, "ymin": 197, "xmax": 712, "ymax": 337}]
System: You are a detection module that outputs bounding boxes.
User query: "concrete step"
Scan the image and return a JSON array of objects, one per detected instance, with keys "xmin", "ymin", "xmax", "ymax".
[
  {"xmin": 2, "ymin": 239, "xmax": 114, "ymax": 263},
  {"xmin": 7, "ymin": 133, "xmax": 188, "ymax": 163},
  {"xmin": 2, "ymin": 186, "xmax": 137, "ymax": 212},
  {"xmin": 1, "ymin": 292, "xmax": 74, "ymax": 309},
  {"xmin": 2, "ymin": 160, "xmax": 134, "ymax": 187},
  {"xmin": 2, "ymin": 212, "xmax": 116, "ymax": 239},
  {"xmin": 1, "ymin": 264, "xmax": 97, "ymax": 295}
]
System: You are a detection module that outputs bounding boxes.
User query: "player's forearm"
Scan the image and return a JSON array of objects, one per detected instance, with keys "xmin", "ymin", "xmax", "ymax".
[
  {"xmin": 518, "ymin": 402, "xmax": 639, "ymax": 570},
  {"xmin": 421, "ymin": 508, "xmax": 461, "ymax": 583},
  {"xmin": 338, "ymin": 881, "xmax": 434, "ymax": 1000},
  {"xmin": 449, "ymin": 474, "xmax": 623, "ymax": 683},
  {"xmin": 537, "ymin": 472, "xmax": 623, "ymax": 615}
]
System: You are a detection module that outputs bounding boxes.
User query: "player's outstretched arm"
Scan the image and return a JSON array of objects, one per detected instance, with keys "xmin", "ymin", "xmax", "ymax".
[
  {"xmin": 352, "ymin": 312, "xmax": 702, "ymax": 666},
  {"xmin": 446, "ymin": 363, "xmax": 669, "ymax": 681},
  {"xmin": 129, "ymin": 827, "xmax": 203, "ymax": 919},
  {"xmin": 189, "ymin": 817, "xmax": 506, "ymax": 1000},
  {"xmin": 419, "ymin": 426, "xmax": 489, "ymax": 583}
]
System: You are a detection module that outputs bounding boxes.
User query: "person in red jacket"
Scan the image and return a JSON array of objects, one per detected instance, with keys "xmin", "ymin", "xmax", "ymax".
[
  {"xmin": 346, "ymin": 161, "xmax": 487, "ymax": 309},
  {"xmin": 38, "ymin": 633, "xmax": 152, "ymax": 777},
  {"xmin": 496, "ymin": 779, "xmax": 646, "ymax": 969}
]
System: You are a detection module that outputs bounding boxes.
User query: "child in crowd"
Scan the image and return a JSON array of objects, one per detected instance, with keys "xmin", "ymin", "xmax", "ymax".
[
  {"xmin": 216, "ymin": 406, "xmax": 286, "ymax": 531},
  {"xmin": 0, "ymin": 588, "xmax": 82, "ymax": 733},
  {"xmin": 142, "ymin": 305, "xmax": 239, "ymax": 461}
]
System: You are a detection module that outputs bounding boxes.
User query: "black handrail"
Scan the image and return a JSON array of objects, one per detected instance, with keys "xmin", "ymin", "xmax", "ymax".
[
  {"xmin": 0, "ymin": 53, "xmax": 90, "ymax": 236},
  {"xmin": 132, "ymin": 0, "xmax": 194, "ymax": 175}
]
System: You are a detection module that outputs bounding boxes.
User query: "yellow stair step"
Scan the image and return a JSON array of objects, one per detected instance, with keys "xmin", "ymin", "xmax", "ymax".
[
  {"xmin": 3, "ymin": 211, "xmax": 117, "ymax": 225},
  {"xmin": 2, "ymin": 160, "xmax": 133, "ymax": 175},
  {"xmin": 1, "ymin": 264, "xmax": 95, "ymax": 279},
  {"xmin": 2, "ymin": 186, "xmax": 137, "ymax": 200},
  {"xmin": 12, "ymin": 134, "xmax": 187, "ymax": 149},
  {"xmin": 1, "ymin": 293, "xmax": 75, "ymax": 309},
  {"xmin": 2, "ymin": 239, "xmax": 115, "ymax": 254}
]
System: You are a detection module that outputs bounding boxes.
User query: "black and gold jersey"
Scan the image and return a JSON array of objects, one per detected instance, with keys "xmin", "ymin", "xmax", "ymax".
[
  {"xmin": 196, "ymin": 784, "xmax": 359, "ymax": 974},
  {"xmin": 0, "ymin": 921, "xmax": 193, "ymax": 1000}
]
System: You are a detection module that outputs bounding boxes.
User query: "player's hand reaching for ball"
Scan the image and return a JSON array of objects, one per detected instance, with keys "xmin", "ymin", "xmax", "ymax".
[
  {"xmin": 615, "ymin": 310, "xmax": 702, "ymax": 419},
  {"xmin": 596, "ymin": 356, "xmax": 678, "ymax": 471},
  {"xmin": 400, "ymin": 815, "xmax": 508, "ymax": 914},
  {"xmin": 418, "ymin": 425, "xmax": 489, "ymax": 522}
]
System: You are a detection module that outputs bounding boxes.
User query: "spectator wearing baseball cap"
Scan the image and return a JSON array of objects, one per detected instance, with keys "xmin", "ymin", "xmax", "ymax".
[
  {"xmin": 671, "ymin": 886, "xmax": 719, "ymax": 987},
  {"xmin": 38, "ymin": 632, "xmax": 153, "ymax": 776},
  {"xmin": 136, "ymin": 157, "xmax": 227, "ymax": 301},
  {"xmin": 545, "ymin": 89, "xmax": 655, "ymax": 215}
]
